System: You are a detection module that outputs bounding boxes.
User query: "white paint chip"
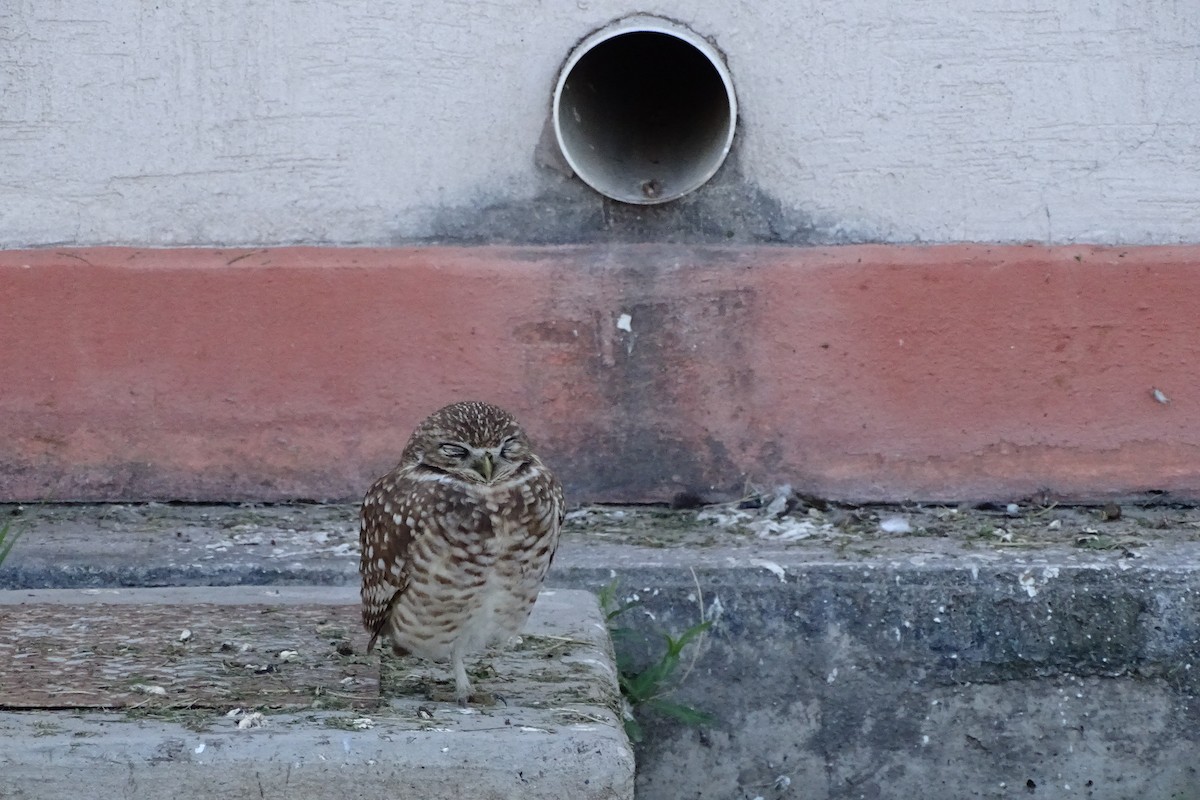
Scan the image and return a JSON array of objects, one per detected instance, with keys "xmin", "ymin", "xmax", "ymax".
[
  {"xmin": 750, "ymin": 558, "xmax": 787, "ymax": 583},
  {"xmin": 1018, "ymin": 566, "xmax": 1060, "ymax": 597}
]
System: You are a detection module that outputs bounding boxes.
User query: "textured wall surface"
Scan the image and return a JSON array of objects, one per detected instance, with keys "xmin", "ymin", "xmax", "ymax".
[
  {"xmin": 4, "ymin": 3, "xmax": 1200, "ymax": 502},
  {"xmin": 3, "ymin": 0, "xmax": 1200, "ymax": 246}
]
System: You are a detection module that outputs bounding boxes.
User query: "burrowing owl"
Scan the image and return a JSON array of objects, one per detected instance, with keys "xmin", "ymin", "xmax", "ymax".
[{"xmin": 359, "ymin": 401, "xmax": 564, "ymax": 705}]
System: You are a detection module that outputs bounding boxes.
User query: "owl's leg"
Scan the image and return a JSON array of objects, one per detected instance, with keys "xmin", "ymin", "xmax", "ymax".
[{"xmin": 451, "ymin": 642, "xmax": 473, "ymax": 707}]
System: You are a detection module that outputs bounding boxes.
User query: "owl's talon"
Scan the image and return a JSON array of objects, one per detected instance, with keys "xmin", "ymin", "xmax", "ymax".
[
  {"xmin": 425, "ymin": 687, "xmax": 496, "ymax": 707},
  {"xmin": 467, "ymin": 691, "xmax": 499, "ymax": 707}
]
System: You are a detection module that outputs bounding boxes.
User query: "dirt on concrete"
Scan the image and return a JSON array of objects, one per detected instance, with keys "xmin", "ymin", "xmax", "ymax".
[{"xmin": 4, "ymin": 494, "xmax": 1200, "ymax": 592}]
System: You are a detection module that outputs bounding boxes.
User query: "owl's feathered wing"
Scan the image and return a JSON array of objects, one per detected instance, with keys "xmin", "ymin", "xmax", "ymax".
[{"xmin": 359, "ymin": 467, "xmax": 423, "ymax": 652}]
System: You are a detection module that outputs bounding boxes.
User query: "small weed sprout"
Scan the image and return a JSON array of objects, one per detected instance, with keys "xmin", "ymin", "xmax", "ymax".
[
  {"xmin": 598, "ymin": 572, "xmax": 714, "ymax": 743},
  {"xmin": 0, "ymin": 520, "xmax": 20, "ymax": 567}
]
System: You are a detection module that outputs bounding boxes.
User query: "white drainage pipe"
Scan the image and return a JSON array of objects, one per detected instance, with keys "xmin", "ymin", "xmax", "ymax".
[{"xmin": 553, "ymin": 16, "xmax": 737, "ymax": 205}]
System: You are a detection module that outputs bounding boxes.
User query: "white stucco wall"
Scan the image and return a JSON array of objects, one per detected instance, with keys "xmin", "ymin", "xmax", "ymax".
[{"xmin": 2, "ymin": 0, "xmax": 1198, "ymax": 246}]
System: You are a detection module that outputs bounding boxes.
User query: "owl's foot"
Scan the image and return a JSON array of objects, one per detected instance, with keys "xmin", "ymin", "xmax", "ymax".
[
  {"xmin": 421, "ymin": 686, "xmax": 500, "ymax": 707},
  {"xmin": 459, "ymin": 690, "xmax": 501, "ymax": 708}
]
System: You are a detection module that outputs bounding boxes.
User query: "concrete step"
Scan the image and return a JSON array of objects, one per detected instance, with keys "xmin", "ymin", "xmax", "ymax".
[
  {"xmin": 0, "ymin": 586, "xmax": 634, "ymax": 800},
  {"xmin": 3, "ymin": 502, "xmax": 1200, "ymax": 799}
]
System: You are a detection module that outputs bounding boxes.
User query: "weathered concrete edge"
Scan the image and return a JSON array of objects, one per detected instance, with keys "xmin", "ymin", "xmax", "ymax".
[
  {"xmin": 0, "ymin": 711, "xmax": 633, "ymax": 800},
  {"xmin": 4, "ymin": 244, "xmax": 1200, "ymax": 503},
  {"xmin": 0, "ymin": 587, "xmax": 636, "ymax": 800},
  {"xmin": 4, "ymin": 537, "xmax": 1198, "ymax": 678},
  {"xmin": 0, "ymin": 585, "xmax": 358, "ymax": 605}
]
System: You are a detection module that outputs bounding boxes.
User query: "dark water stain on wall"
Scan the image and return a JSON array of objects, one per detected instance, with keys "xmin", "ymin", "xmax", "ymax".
[
  {"xmin": 408, "ymin": 140, "xmax": 841, "ymax": 246},
  {"xmin": 517, "ymin": 251, "xmax": 763, "ymax": 501}
]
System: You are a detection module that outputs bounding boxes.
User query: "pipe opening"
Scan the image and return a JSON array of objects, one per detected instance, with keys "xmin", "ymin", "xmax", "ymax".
[{"xmin": 553, "ymin": 19, "xmax": 737, "ymax": 205}]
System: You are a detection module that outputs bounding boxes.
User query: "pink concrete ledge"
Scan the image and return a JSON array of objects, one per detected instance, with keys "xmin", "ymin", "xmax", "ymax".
[{"xmin": 2, "ymin": 244, "xmax": 1199, "ymax": 503}]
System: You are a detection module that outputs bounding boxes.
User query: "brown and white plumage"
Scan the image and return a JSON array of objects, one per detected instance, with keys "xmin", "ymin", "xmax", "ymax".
[{"xmin": 359, "ymin": 401, "xmax": 564, "ymax": 705}]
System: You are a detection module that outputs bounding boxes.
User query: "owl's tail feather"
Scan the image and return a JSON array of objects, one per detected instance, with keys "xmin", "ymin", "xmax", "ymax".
[
  {"xmin": 366, "ymin": 627, "xmax": 411, "ymax": 658},
  {"xmin": 364, "ymin": 587, "xmax": 403, "ymax": 657},
  {"xmin": 367, "ymin": 586, "xmax": 409, "ymax": 655}
]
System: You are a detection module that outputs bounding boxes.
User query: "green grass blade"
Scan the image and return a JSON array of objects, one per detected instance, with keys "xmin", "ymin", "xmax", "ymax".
[
  {"xmin": 600, "ymin": 577, "xmax": 712, "ymax": 739},
  {"xmin": 665, "ymin": 620, "xmax": 712, "ymax": 657},
  {"xmin": 0, "ymin": 521, "xmax": 20, "ymax": 566},
  {"xmin": 623, "ymin": 716, "xmax": 644, "ymax": 744},
  {"xmin": 647, "ymin": 699, "xmax": 714, "ymax": 726}
]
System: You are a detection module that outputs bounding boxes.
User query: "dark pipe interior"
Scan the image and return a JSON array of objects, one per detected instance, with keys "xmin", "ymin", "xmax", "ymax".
[{"xmin": 556, "ymin": 31, "xmax": 734, "ymax": 204}]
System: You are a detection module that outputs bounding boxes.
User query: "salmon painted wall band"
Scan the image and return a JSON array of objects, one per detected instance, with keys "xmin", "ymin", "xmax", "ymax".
[{"xmin": 1, "ymin": 245, "xmax": 1198, "ymax": 503}]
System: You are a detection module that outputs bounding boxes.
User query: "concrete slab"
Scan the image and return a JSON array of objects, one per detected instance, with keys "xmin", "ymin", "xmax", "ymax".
[
  {"xmin": 0, "ymin": 586, "xmax": 634, "ymax": 800},
  {"xmin": 3, "ymin": 502, "xmax": 1200, "ymax": 799},
  {"xmin": 0, "ymin": 587, "xmax": 377, "ymax": 710}
]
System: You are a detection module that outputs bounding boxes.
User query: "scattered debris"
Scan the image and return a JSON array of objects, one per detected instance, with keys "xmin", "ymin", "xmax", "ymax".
[
  {"xmin": 763, "ymin": 485, "xmax": 794, "ymax": 518},
  {"xmin": 1018, "ymin": 567, "xmax": 1060, "ymax": 598},
  {"xmin": 178, "ymin": 629, "xmax": 192, "ymax": 643},
  {"xmin": 1152, "ymin": 387, "xmax": 1171, "ymax": 405},
  {"xmin": 747, "ymin": 517, "xmax": 822, "ymax": 540},
  {"xmin": 1100, "ymin": 503, "xmax": 1122, "ymax": 522},
  {"xmin": 749, "ymin": 558, "xmax": 787, "ymax": 583},
  {"xmin": 235, "ymin": 711, "xmax": 267, "ymax": 730},
  {"xmin": 696, "ymin": 486, "xmax": 831, "ymax": 541},
  {"xmin": 879, "ymin": 516, "xmax": 913, "ymax": 535},
  {"xmin": 130, "ymin": 684, "xmax": 167, "ymax": 696},
  {"xmin": 1074, "ymin": 534, "xmax": 1146, "ymax": 555},
  {"xmin": 706, "ymin": 595, "xmax": 724, "ymax": 625}
]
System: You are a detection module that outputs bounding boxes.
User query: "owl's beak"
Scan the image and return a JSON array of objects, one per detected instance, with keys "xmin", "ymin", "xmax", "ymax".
[{"xmin": 475, "ymin": 452, "xmax": 494, "ymax": 482}]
